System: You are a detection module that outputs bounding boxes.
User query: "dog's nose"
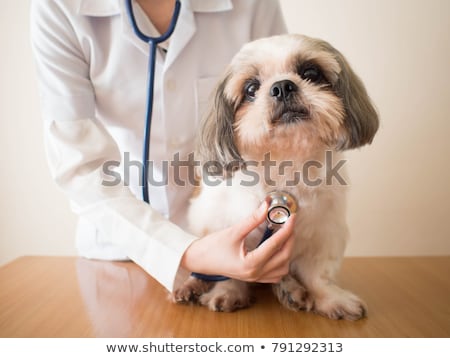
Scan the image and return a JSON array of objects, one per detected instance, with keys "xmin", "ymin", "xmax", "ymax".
[{"xmin": 270, "ymin": 80, "xmax": 298, "ymax": 101}]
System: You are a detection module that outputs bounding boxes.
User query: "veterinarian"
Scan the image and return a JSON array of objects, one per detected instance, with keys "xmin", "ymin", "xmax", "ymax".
[{"xmin": 30, "ymin": 0, "xmax": 295, "ymax": 292}]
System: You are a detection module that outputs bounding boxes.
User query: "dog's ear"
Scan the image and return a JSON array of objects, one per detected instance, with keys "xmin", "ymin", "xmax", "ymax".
[
  {"xmin": 332, "ymin": 49, "xmax": 379, "ymax": 150},
  {"xmin": 196, "ymin": 73, "xmax": 243, "ymax": 175}
]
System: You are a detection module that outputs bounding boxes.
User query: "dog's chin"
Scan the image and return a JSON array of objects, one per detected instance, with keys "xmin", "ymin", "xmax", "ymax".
[
  {"xmin": 272, "ymin": 106, "xmax": 310, "ymax": 125},
  {"xmin": 279, "ymin": 111, "xmax": 309, "ymax": 124}
]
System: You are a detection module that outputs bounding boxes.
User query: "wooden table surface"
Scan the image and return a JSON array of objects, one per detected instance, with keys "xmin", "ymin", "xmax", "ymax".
[{"xmin": 0, "ymin": 256, "xmax": 449, "ymax": 338}]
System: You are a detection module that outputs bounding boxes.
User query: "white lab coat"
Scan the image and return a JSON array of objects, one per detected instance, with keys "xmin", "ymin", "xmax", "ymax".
[{"xmin": 30, "ymin": 0, "xmax": 287, "ymax": 291}]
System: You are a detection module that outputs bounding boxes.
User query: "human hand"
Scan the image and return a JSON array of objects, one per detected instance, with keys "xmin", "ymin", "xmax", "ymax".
[{"xmin": 180, "ymin": 201, "xmax": 296, "ymax": 283}]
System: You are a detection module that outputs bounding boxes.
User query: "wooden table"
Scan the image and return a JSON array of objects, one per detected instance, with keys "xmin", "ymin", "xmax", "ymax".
[{"xmin": 0, "ymin": 256, "xmax": 449, "ymax": 338}]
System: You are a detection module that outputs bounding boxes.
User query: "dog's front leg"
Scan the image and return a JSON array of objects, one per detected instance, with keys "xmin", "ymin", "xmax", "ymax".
[
  {"xmin": 199, "ymin": 279, "xmax": 252, "ymax": 312},
  {"xmin": 172, "ymin": 276, "xmax": 214, "ymax": 304},
  {"xmin": 273, "ymin": 258, "xmax": 367, "ymax": 320},
  {"xmin": 272, "ymin": 274, "xmax": 311, "ymax": 311},
  {"xmin": 289, "ymin": 254, "xmax": 367, "ymax": 320},
  {"xmin": 273, "ymin": 195, "xmax": 367, "ymax": 320}
]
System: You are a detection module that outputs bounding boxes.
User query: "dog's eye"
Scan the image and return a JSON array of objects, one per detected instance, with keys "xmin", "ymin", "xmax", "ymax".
[
  {"xmin": 244, "ymin": 81, "xmax": 260, "ymax": 101},
  {"xmin": 300, "ymin": 64, "xmax": 323, "ymax": 83}
]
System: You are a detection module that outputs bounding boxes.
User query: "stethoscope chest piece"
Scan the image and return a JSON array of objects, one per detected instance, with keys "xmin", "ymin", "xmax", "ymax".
[{"xmin": 266, "ymin": 191, "xmax": 298, "ymax": 226}]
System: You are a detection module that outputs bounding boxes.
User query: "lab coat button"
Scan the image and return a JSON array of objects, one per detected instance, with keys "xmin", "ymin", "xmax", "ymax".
[
  {"xmin": 170, "ymin": 136, "xmax": 184, "ymax": 149},
  {"xmin": 166, "ymin": 79, "xmax": 176, "ymax": 92}
]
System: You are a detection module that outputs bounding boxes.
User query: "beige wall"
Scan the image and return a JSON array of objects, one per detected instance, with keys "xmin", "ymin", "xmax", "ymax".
[
  {"xmin": 1, "ymin": 0, "xmax": 449, "ymax": 266},
  {"xmin": 281, "ymin": 0, "xmax": 450, "ymax": 255},
  {"xmin": 0, "ymin": 1, "xmax": 78, "ymax": 265}
]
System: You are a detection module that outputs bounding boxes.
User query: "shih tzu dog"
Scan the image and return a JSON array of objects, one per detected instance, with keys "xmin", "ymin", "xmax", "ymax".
[{"xmin": 173, "ymin": 34, "xmax": 378, "ymax": 320}]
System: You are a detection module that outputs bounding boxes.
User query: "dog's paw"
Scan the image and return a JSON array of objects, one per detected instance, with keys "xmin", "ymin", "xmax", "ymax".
[
  {"xmin": 273, "ymin": 275, "xmax": 312, "ymax": 311},
  {"xmin": 313, "ymin": 286, "xmax": 367, "ymax": 321},
  {"xmin": 199, "ymin": 280, "xmax": 251, "ymax": 312},
  {"xmin": 172, "ymin": 276, "xmax": 213, "ymax": 304}
]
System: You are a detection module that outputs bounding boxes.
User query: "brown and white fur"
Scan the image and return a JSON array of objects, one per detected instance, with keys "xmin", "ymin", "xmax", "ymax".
[{"xmin": 173, "ymin": 34, "xmax": 378, "ymax": 320}]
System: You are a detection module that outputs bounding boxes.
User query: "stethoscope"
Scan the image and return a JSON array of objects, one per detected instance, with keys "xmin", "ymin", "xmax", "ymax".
[
  {"xmin": 125, "ymin": 0, "xmax": 181, "ymax": 204},
  {"xmin": 191, "ymin": 191, "xmax": 298, "ymax": 282},
  {"xmin": 125, "ymin": 0, "xmax": 298, "ymax": 282}
]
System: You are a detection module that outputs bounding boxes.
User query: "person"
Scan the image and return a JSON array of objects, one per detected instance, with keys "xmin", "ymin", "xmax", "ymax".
[{"xmin": 30, "ymin": 0, "xmax": 295, "ymax": 292}]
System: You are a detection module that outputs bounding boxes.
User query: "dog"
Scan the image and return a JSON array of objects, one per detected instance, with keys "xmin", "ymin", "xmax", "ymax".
[{"xmin": 173, "ymin": 34, "xmax": 378, "ymax": 320}]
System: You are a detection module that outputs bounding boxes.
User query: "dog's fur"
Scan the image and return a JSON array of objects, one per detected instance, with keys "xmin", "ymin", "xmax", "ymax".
[{"xmin": 173, "ymin": 34, "xmax": 378, "ymax": 320}]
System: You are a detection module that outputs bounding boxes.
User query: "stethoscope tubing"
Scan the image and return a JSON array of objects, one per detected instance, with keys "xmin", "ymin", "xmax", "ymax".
[{"xmin": 125, "ymin": 0, "xmax": 181, "ymax": 204}]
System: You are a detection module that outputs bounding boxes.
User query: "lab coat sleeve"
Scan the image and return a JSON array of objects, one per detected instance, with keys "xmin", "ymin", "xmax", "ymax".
[
  {"xmin": 251, "ymin": 0, "xmax": 288, "ymax": 39},
  {"xmin": 30, "ymin": 0, "xmax": 197, "ymax": 292}
]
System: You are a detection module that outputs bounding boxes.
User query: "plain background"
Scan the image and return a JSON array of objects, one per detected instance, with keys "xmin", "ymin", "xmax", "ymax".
[{"xmin": 1, "ymin": 0, "xmax": 449, "ymax": 266}]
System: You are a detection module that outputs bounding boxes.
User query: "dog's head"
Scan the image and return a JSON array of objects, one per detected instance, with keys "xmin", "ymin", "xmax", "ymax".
[{"xmin": 198, "ymin": 34, "xmax": 379, "ymax": 169}]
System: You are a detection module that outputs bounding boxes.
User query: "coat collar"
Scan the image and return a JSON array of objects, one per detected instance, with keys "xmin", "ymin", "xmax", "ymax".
[
  {"xmin": 77, "ymin": 0, "xmax": 121, "ymax": 16},
  {"xmin": 78, "ymin": 0, "xmax": 233, "ymax": 70},
  {"xmin": 77, "ymin": 0, "xmax": 233, "ymax": 16}
]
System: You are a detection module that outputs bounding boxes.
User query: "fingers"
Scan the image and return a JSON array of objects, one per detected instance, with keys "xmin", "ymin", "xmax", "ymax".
[
  {"xmin": 246, "ymin": 214, "xmax": 296, "ymax": 266},
  {"xmin": 237, "ymin": 214, "xmax": 296, "ymax": 282},
  {"xmin": 258, "ymin": 231, "xmax": 295, "ymax": 278},
  {"xmin": 256, "ymin": 258, "xmax": 292, "ymax": 283},
  {"xmin": 252, "ymin": 235, "xmax": 294, "ymax": 283}
]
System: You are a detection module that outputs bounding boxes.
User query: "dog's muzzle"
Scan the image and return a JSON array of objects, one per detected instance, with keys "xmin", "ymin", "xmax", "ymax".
[{"xmin": 270, "ymin": 81, "xmax": 309, "ymax": 123}]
